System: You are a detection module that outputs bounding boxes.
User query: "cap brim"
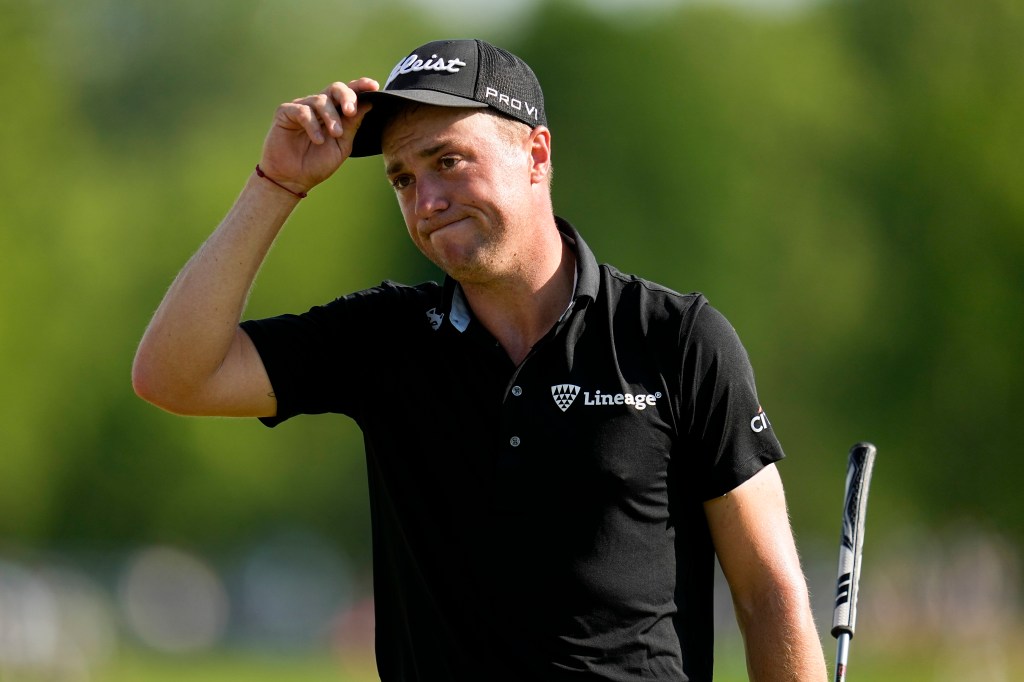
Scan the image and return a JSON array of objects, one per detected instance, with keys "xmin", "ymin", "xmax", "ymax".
[{"xmin": 350, "ymin": 89, "xmax": 489, "ymax": 158}]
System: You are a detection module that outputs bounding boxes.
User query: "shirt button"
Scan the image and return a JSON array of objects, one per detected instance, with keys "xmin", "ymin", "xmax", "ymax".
[
  {"xmin": 510, "ymin": 436, "xmax": 521, "ymax": 447},
  {"xmin": 511, "ymin": 385, "xmax": 523, "ymax": 397}
]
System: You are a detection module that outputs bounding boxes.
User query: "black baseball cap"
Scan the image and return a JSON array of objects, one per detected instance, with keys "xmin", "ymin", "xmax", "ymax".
[{"xmin": 350, "ymin": 39, "xmax": 547, "ymax": 158}]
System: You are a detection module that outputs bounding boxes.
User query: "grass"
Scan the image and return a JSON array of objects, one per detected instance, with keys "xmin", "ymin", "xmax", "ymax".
[
  {"xmin": 99, "ymin": 649, "xmax": 378, "ymax": 682},
  {"xmin": 85, "ymin": 637, "xmax": 1023, "ymax": 681}
]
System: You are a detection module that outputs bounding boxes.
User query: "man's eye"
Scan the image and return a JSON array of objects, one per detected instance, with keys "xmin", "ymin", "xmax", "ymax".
[
  {"xmin": 391, "ymin": 175, "xmax": 413, "ymax": 190},
  {"xmin": 440, "ymin": 156, "xmax": 459, "ymax": 170}
]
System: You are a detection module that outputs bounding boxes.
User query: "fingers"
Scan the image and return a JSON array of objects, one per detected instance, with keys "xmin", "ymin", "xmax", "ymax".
[
  {"xmin": 260, "ymin": 78, "xmax": 381, "ymax": 191},
  {"xmin": 280, "ymin": 78, "xmax": 380, "ymax": 145},
  {"xmin": 326, "ymin": 77, "xmax": 380, "ymax": 116}
]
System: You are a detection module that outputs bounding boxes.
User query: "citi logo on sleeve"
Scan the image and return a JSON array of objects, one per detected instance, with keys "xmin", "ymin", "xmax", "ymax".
[
  {"xmin": 750, "ymin": 406, "xmax": 772, "ymax": 433},
  {"xmin": 551, "ymin": 385, "xmax": 662, "ymax": 412}
]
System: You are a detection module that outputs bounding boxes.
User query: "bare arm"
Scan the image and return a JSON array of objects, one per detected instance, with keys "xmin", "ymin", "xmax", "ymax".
[
  {"xmin": 705, "ymin": 463, "xmax": 828, "ymax": 682},
  {"xmin": 132, "ymin": 78, "xmax": 379, "ymax": 417}
]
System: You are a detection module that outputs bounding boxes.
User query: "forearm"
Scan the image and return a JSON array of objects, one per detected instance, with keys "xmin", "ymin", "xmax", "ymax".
[
  {"xmin": 735, "ymin": 582, "xmax": 828, "ymax": 682},
  {"xmin": 132, "ymin": 172, "xmax": 298, "ymax": 406},
  {"xmin": 707, "ymin": 466, "xmax": 828, "ymax": 681}
]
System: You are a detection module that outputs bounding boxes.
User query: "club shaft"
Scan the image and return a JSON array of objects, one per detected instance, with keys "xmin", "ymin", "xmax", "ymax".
[{"xmin": 834, "ymin": 632, "xmax": 850, "ymax": 682}]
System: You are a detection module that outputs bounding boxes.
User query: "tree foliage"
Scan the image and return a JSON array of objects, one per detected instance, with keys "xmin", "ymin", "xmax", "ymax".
[{"xmin": 2, "ymin": 0, "xmax": 1021, "ymax": 560}]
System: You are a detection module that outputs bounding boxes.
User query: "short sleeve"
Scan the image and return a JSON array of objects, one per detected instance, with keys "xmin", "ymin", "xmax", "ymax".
[
  {"xmin": 680, "ymin": 301, "xmax": 784, "ymax": 500},
  {"xmin": 240, "ymin": 282, "xmax": 424, "ymax": 427}
]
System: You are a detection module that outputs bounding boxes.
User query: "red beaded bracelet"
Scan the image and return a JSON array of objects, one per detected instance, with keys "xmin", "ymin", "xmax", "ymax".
[{"xmin": 255, "ymin": 164, "xmax": 308, "ymax": 199}]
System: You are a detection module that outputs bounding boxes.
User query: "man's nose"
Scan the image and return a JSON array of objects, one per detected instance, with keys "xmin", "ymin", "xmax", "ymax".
[{"xmin": 415, "ymin": 175, "xmax": 449, "ymax": 218}]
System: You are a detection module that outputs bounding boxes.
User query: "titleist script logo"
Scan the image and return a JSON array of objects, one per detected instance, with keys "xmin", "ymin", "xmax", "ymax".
[
  {"xmin": 483, "ymin": 87, "xmax": 540, "ymax": 121},
  {"xmin": 551, "ymin": 384, "xmax": 662, "ymax": 413},
  {"xmin": 385, "ymin": 53, "xmax": 468, "ymax": 88}
]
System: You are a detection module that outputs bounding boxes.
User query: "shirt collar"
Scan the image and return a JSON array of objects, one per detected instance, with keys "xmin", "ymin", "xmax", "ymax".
[
  {"xmin": 440, "ymin": 215, "xmax": 598, "ymax": 333},
  {"xmin": 449, "ymin": 284, "xmax": 472, "ymax": 332},
  {"xmin": 555, "ymin": 216, "xmax": 599, "ymax": 307}
]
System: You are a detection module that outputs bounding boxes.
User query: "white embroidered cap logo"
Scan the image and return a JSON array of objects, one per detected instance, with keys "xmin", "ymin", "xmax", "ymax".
[
  {"xmin": 551, "ymin": 384, "xmax": 581, "ymax": 412},
  {"xmin": 482, "ymin": 87, "xmax": 540, "ymax": 121},
  {"xmin": 385, "ymin": 53, "xmax": 468, "ymax": 89}
]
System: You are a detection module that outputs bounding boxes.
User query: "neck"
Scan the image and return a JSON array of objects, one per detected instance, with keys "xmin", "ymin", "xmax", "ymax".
[{"xmin": 461, "ymin": 222, "xmax": 575, "ymax": 365}]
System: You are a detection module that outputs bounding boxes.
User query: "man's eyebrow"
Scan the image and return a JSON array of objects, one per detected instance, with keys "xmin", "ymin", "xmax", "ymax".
[{"xmin": 385, "ymin": 143, "xmax": 450, "ymax": 177}]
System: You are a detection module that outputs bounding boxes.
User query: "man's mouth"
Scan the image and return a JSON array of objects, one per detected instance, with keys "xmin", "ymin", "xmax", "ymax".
[{"xmin": 423, "ymin": 216, "xmax": 468, "ymax": 237}]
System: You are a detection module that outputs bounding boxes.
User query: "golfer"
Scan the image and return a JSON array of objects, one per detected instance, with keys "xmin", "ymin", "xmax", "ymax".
[{"xmin": 133, "ymin": 38, "xmax": 828, "ymax": 681}]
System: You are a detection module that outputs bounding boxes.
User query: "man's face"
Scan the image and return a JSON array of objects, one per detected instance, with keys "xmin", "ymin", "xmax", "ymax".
[{"xmin": 381, "ymin": 106, "xmax": 536, "ymax": 284}]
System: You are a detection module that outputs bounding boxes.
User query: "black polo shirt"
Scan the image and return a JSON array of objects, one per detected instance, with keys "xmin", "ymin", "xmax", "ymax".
[{"xmin": 240, "ymin": 217, "xmax": 784, "ymax": 681}]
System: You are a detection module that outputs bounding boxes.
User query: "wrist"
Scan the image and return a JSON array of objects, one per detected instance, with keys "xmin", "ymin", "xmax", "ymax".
[{"xmin": 254, "ymin": 164, "xmax": 308, "ymax": 199}]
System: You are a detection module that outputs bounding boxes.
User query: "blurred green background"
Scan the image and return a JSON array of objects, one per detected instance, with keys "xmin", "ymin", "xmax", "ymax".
[{"xmin": 1, "ymin": 0, "xmax": 1021, "ymax": 679}]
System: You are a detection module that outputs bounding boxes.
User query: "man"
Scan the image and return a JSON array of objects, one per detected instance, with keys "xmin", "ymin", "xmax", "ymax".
[{"xmin": 133, "ymin": 39, "xmax": 827, "ymax": 681}]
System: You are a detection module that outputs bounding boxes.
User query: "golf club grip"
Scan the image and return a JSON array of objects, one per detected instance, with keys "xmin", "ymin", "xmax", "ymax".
[{"xmin": 831, "ymin": 442, "xmax": 876, "ymax": 639}]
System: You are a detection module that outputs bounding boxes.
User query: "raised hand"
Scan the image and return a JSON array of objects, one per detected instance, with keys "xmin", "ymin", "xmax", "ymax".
[{"xmin": 258, "ymin": 77, "xmax": 380, "ymax": 196}]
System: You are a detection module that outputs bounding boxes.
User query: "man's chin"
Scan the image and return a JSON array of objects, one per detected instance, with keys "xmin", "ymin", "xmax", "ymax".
[
  {"xmin": 432, "ymin": 250, "xmax": 492, "ymax": 283},
  {"xmin": 428, "ymin": 231, "xmax": 478, "ymax": 264}
]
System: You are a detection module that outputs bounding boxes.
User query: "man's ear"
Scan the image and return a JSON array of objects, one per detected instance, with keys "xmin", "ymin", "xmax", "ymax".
[{"xmin": 528, "ymin": 126, "xmax": 552, "ymax": 185}]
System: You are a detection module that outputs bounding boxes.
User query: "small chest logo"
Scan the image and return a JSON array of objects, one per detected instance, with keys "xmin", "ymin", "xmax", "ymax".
[
  {"xmin": 426, "ymin": 307, "xmax": 444, "ymax": 331},
  {"xmin": 550, "ymin": 385, "xmax": 662, "ymax": 412},
  {"xmin": 551, "ymin": 384, "xmax": 581, "ymax": 412}
]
